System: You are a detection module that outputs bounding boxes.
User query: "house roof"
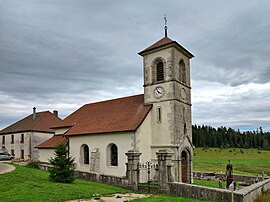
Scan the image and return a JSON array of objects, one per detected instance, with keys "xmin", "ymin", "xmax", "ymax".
[
  {"xmin": 36, "ymin": 135, "xmax": 68, "ymax": 149},
  {"xmin": 53, "ymin": 94, "xmax": 152, "ymax": 136},
  {"xmin": 138, "ymin": 36, "xmax": 194, "ymax": 58},
  {"xmin": 0, "ymin": 111, "xmax": 62, "ymax": 135}
]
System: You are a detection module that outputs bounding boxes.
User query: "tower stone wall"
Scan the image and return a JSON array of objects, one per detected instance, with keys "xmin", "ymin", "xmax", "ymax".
[{"xmin": 140, "ymin": 37, "xmax": 194, "ymax": 183}]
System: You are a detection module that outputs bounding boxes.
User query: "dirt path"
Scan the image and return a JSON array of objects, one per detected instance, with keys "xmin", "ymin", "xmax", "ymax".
[
  {"xmin": 0, "ymin": 162, "xmax": 15, "ymax": 174},
  {"xmin": 67, "ymin": 193, "xmax": 150, "ymax": 202}
]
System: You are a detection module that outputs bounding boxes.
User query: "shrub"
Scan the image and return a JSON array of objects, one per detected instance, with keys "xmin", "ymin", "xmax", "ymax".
[
  {"xmin": 26, "ymin": 161, "xmax": 41, "ymax": 169},
  {"xmin": 49, "ymin": 143, "xmax": 75, "ymax": 183}
]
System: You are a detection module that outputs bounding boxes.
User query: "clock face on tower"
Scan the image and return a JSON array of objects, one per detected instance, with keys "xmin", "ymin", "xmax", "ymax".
[{"xmin": 154, "ymin": 86, "xmax": 164, "ymax": 98}]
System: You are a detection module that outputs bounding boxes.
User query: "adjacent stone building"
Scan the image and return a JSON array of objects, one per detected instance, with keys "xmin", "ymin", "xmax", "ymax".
[
  {"xmin": 0, "ymin": 108, "xmax": 62, "ymax": 161},
  {"xmin": 37, "ymin": 33, "xmax": 194, "ymax": 182}
]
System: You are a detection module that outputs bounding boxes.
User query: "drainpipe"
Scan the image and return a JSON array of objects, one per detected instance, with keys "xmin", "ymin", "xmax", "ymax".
[{"xmin": 29, "ymin": 132, "xmax": 32, "ymax": 160}]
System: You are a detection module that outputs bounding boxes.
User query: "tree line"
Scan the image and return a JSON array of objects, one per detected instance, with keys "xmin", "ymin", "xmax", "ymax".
[{"xmin": 192, "ymin": 125, "xmax": 270, "ymax": 149}]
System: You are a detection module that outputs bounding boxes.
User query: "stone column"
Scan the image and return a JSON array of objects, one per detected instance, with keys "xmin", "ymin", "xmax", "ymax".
[
  {"xmin": 126, "ymin": 150, "xmax": 141, "ymax": 191},
  {"xmin": 156, "ymin": 149, "xmax": 174, "ymax": 193}
]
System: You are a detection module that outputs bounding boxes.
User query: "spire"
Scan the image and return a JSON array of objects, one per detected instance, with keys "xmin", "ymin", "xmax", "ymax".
[{"xmin": 164, "ymin": 14, "xmax": 168, "ymax": 37}]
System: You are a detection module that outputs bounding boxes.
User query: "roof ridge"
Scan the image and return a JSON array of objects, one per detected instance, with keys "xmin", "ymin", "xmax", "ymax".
[{"xmin": 84, "ymin": 94, "xmax": 143, "ymax": 106}]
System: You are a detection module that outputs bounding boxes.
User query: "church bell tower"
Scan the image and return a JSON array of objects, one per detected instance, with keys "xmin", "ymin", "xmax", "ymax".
[{"xmin": 138, "ymin": 20, "xmax": 194, "ymax": 183}]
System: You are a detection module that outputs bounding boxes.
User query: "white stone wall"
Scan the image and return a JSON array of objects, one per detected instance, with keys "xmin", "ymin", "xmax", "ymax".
[
  {"xmin": 68, "ymin": 132, "xmax": 134, "ymax": 177},
  {"xmin": 55, "ymin": 127, "xmax": 70, "ymax": 135},
  {"xmin": 135, "ymin": 112, "xmax": 152, "ymax": 162},
  {"xmin": 0, "ymin": 132, "xmax": 53, "ymax": 161},
  {"xmin": 141, "ymin": 41, "xmax": 193, "ymax": 183},
  {"xmin": 38, "ymin": 148, "xmax": 54, "ymax": 163},
  {"xmin": 32, "ymin": 132, "xmax": 54, "ymax": 161}
]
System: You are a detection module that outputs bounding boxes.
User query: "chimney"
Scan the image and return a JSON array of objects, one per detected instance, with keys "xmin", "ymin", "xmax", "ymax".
[
  {"xmin": 53, "ymin": 110, "xmax": 58, "ymax": 117},
  {"xmin": 33, "ymin": 107, "xmax": 36, "ymax": 120}
]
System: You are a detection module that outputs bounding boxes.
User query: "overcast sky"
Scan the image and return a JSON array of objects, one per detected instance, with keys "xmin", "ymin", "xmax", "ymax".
[{"xmin": 1, "ymin": 0, "xmax": 270, "ymax": 132}]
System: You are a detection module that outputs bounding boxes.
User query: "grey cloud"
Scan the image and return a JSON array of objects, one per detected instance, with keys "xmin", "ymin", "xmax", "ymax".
[
  {"xmin": 1, "ymin": 0, "xmax": 270, "ymax": 131},
  {"xmin": 191, "ymin": 4, "xmax": 270, "ymax": 86}
]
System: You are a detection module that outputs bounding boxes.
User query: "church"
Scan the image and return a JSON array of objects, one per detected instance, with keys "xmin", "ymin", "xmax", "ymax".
[{"xmin": 37, "ymin": 27, "xmax": 194, "ymax": 183}]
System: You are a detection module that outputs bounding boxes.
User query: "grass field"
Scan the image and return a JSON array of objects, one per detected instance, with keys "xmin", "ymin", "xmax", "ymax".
[
  {"xmin": 0, "ymin": 164, "xmax": 217, "ymax": 202},
  {"xmin": 193, "ymin": 148, "xmax": 270, "ymax": 176},
  {"xmin": 193, "ymin": 179, "xmax": 226, "ymax": 189},
  {"xmin": 0, "ymin": 165, "xmax": 129, "ymax": 202},
  {"xmin": 133, "ymin": 195, "xmax": 218, "ymax": 202}
]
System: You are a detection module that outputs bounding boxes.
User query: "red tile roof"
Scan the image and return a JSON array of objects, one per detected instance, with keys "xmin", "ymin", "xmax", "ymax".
[
  {"xmin": 53, "ymin": 94, "xmax": 152, "ymax": 136},
  {"xmin": 139, "ymin": 37, "xmax": 173, "ymax": 54},
  {"xmin": 36, "ymin": 135, "xmax": 68, "ymax": 149},
  {"xmin": 0, "ymin": 111, "xmax": 62, "ymax": 135},
  {"xmin": 138, "ymin": 37, "xmax": 194, "ymax": 58}
]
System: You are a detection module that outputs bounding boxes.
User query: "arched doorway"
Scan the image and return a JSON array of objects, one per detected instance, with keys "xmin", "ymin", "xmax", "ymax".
[{"xmin": 181, "ymin": 150, "xmax": 188, "ymax": 183}]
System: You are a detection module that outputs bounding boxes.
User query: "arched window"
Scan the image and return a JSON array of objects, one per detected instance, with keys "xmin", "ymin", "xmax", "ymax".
[
  {"xmin": 109, "ymin": 144, "xmax": 118, "ymax": 166},
  {"xmin": 179, "ymin": 60, "xmax": 186, "ymax": 83},
  {"xmin": 156, "ymin": 62, "xmax": 164, "ymax": 82},
  {"xmin": 82, "ymin": 144, "xmax": 89, "ymax": 165}
]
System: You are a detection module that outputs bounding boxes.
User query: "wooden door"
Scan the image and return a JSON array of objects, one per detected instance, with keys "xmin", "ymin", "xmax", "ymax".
[{"xmin": 181, "ymin": 151, "xmax": 187, "ymax": 183}]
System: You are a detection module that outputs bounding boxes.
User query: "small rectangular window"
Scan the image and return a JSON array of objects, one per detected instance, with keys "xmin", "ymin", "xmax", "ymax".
[
  {"xmin": 11, "ymin": 135, "xmax": 14, "ymax": 144},
  {"xmin": 21, "ymin": 134, "xmax": 24, "ymax": 143},
  {"xmin": 21, "ymin": 150, "xmax": 24, "ymax": 159},
  {"xmin": 157, "ymin": 107, "xmax": 162, "ymax": 123},
  {"xmin": 2, "ymin": 136, "xmax": 5, "ymax": 144}
]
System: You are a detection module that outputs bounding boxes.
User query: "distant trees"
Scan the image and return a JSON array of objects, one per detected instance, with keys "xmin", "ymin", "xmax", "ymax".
[{"xmin": 192, "ymin": 125, "xmax": 270, "ymax": 149}]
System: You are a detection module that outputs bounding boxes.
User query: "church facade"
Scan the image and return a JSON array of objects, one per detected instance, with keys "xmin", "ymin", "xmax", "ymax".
[{"xmin": 37, "ymin": 33, "xmax": 194, "ymax": 183}]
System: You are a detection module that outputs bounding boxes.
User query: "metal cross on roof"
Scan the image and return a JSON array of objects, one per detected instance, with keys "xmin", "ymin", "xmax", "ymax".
[{"xmin": 164, "ymin": 14, "xmax": 168, "ymax": 37}]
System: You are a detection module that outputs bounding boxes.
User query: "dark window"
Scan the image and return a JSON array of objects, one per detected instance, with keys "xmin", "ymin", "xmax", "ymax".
[
  {"xmin": 110, "ymin": 144, "xmax": 118, "ymax": 166},
  {"xmin": 11, "ymin": 149, "xmax": 15, "ymax": 156},
  {"xmin": 180, "ymin": 60, "xmax": 186, "ymax": 83},
  {"xmin": 11, "ymin": 135, "xmax": 14, "ymax": 144},
  {"xmin": 2, "ymin": 136, "xmax": 5, "ymax": 144},
  {"xmin": 21, "ymin": 134, "xmax": 24, "ymax": 143},
  {"xmin": 156, "ymin": 62, "xmax": 164, "ymax": 82},
  {"xmin": 21, "ymin": 150, "xmax": 24, "ymax": 159},
  {"xmin": 83, "ymin": 145, "xmax": 89, "ymax": 164},
  {"xmin": 157, "ymin": 107, "xmax": 162, "ymax": 123}
]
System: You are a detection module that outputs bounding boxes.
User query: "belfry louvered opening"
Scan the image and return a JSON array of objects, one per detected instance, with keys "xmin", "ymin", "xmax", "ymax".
[{"xmin": 156, "ymin": 62, "xmax": 164, "ymax": 82}]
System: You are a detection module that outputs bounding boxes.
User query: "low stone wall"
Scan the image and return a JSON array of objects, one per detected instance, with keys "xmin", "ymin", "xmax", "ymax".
[
  {"xmin": 236, "ymin": 178, "xmax": 270, "ymax": 202},
  {"xmin": 39, "ymin": 164, "xmax": 128, "ymax": 188},
  {"xmin": 168, "ymin": 182, "xmax": 242, "ymax": 202},
  {"xmin": 39, "ymin": 164, "xmax": 270, "ymax": 201},
  {"xmin": 194, "ymin": 171, "xmax": 268, "ymax": 184},
  {"xmin": 168, "ymin": 178, "xmax": 270, "ymax": 202},
  {"xmin": 39, "ymin": 163, "xmax": 52, "ymax": 171}
]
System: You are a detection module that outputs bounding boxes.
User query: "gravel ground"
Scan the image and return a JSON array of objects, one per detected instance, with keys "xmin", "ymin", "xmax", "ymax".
[
  {"xmin": 0, "ymin": 162, "xmax": 15, "ymax": 174},
  {"xmin": 67, "ymin": 193, "xmax": 150, "ymax": 202}
]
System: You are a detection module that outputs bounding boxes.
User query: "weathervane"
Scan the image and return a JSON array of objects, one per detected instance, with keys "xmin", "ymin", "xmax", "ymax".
[{"xmin": 164, "ymin": 14, "xmax": 168, "ymax": 37}]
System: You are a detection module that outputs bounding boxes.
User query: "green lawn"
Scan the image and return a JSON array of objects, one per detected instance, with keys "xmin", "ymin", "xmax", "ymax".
[
  {"xmin": 1, "ymin": 164, "xmax": 216, "ymax": 202},
  {"xmin": 133, "ymin": 195, "xmax": 218, "ymax": 202},
  {"xmin": 0, "ymin": 165, "xmax": 129, "ymax": 202},
  {"xmin": 193, "ymin": 148, "xmax": 270, "ymax": 176},
  {"xmin": 193, "ymin": 179, "xmax": 225, "ymax": 189}
]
